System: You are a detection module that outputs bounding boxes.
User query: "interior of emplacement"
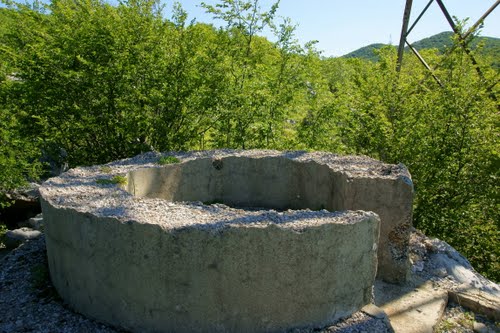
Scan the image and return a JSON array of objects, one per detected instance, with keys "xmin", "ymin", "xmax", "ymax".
[{"xmin": 126, "ymin": 156, "xmax": 344, "ymax": 211}]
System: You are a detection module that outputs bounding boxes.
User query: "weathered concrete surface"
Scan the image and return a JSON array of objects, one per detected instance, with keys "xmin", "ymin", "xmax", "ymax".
[
  {"xmin": 375, "ymin": 280, "xmax": 448, "ymax": 333},
  {"xmin": 127, "ymin": 152, "xmax": 413, "ymax": 283},
  {"xmin": 361, "ymin": 304, "xmax": 394, "ymax": 331},
  {"xmin": 39, "ymin": 150, "xmax": 413, "ymax": 332},
  {"xmin": 41, "ymin": 199, "xmax": 379, "ymax": 333}
]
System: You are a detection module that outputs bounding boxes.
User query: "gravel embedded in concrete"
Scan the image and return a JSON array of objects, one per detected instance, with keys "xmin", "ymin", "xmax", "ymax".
[{"xmin": 39, "ymin": 149, "xmax": 411, "ymax": 232}]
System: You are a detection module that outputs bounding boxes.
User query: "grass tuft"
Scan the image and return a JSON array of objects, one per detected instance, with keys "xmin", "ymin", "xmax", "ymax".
[
  {"xmin": 158, "ymin": 156, "xmax": 181, "ymax": 165},
  {"xmin": 96, "ymin": 175, "xmax": 127, "ymax": 186},
  {"xmin": 99, "ymin": 166, "xmax": 113, "ymax": 173}
]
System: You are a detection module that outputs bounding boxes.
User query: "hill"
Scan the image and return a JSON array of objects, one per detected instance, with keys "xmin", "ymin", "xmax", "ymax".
[
  {"xmin": 342, "ymin": 31, "xmax": 500, "ymax": 66},
  {"xmin": 409, "ymin": 31, "xmax": 455, "ymax": 50},
  {"xmin": 342, "ymin": 43, "xmax": 393, "ymax": 62}
]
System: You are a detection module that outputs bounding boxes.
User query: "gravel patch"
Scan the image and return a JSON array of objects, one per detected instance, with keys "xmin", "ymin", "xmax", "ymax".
[
  {"xmin": 0, "ymin": 236, "xmax": 125, "ymax": 333},
  {"xmin": 435, "ymin": 302, "xmax": 499, "ymax": 333}
]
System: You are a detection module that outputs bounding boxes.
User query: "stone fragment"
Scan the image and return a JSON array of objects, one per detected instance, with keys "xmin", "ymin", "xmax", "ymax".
[
  {"xmin": 448, "ymin": 287, "xmax": 500, "ymax": 322},
  {"xmin": 4, "ymin": 228, "xmax": 42, "ymax": 249},
  {"xmin": 375, "ymin": 280, "xmax": 448, "ymax": 333},
  {"xmin": 361, "ymin": 303, "xmax": 393, "ymax": 331},
  {"xmin": 27, "ymin": 214, "xmax": 44, "ymax": 231},
  {"xmin": 473, "ymin": 321, "xmax": 494, "ymax": 333},
  {"xmin": 0, "ymin": 183, "xmax": 41, "ymax": 229},
  {"xmin": 426, "ymin": 239, "xmax": 500, "ymax": 298}
]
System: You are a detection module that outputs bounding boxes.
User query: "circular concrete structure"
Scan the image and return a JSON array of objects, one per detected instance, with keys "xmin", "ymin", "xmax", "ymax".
[{"xmin": 40, "ymin": 150, "xmax": 413, "ymax": 333}]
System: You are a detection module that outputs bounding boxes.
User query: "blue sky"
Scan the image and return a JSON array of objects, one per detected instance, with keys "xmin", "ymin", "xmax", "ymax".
[{"xmin": 166, "ymin": 0, "xmax": 500, "ymax": 57}]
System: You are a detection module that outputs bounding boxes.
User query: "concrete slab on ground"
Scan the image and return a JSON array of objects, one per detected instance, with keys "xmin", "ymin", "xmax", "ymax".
[
  {"xmin": 375, "ymin": 280, "xmax": 448, "ymax": 333},
  {"xmin": 448, "ymin": 285, "xmax": 500, "ymax": 322}
]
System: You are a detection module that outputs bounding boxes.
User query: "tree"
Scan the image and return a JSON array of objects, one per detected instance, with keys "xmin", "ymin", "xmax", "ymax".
[
  {"xmin": 201, "ymin": 0, "xmax": 280, "ymax": 148},
  {"xmin": 0, "ymin": 5, "xmax": 44, "ymax": 207},
  {"xmin": 298, "ymin": 42, "xmax": 499, "ymax": 281}
]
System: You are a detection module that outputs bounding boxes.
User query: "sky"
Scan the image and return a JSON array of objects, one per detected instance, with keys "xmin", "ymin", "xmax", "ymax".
[{"xmin": 165, "ymin": 0, "xmax": 500, "ymax": 57}]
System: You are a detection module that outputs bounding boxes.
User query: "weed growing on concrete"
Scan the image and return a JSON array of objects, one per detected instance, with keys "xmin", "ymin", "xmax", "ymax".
[
  {"xmin": 99, "ymin": 166, "xmax": 113, "ymax": 173},
  {"xmin": 96, "ymin": 175, "xmax": 127, "ymax": 186},
  {"xmin": 158, "ymin": 156, "xmax": 180, "ymax": 165},
  {"xmin": 435, "ymin": 305, "xmax": 475, "ymax": 333}
]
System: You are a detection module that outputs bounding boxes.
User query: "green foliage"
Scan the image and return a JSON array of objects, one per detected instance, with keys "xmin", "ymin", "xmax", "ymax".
[
  {"xmin": 200, "ymin": 0, "xmax": 305, "ymax": 149},
  {"xmin": 0, "ymin": 41, "xmax": 43, "ymax": 207},
  {"xmin": 435, "ymin": 309, "xmax": 475, "ymax": 333},
  {"xmin": 96, "ymin": 175, "xmax": 127, "ymax": 186},
  {"xmin": 410, "ymin": 31, "xmax": 455, "ymax": 51},
  {"xmin": 158, "ymin": 156, "xmax": 180, "ymax": 165}
]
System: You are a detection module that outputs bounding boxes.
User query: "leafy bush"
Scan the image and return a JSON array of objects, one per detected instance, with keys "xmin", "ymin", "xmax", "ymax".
[{"xmin": 0, "ymin": 74, "xmax": 43, "ymax": 208}]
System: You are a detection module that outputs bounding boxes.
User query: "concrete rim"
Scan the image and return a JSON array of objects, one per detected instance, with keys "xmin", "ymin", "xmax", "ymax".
[{"xmin": 39, "ymin": 149, "xmax": 410, "ymax": 231}]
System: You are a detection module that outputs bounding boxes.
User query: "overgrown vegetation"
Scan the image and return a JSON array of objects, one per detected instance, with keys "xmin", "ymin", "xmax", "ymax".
[{"xmin": 0, "ymin": 0, "xmax": 498, "ymax": 281}]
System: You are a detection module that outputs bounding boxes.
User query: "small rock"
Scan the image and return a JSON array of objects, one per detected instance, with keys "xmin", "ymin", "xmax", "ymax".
[
  {"xmin": 27, "ymin": 214, "xmax": 44, "ymax": 231},
  {"xmin": 433, "ymin": 267, "xmax": 448, "ymax": 278},
  {"xmin": 473, "ymin": 321, "xmax": 490, "ymax": 333},
  {"xmin": 0, "ymin": 183, "xmax": 41, "ymax": 229},
  {"xmin": 362, "ymin": 304, "xmax": 387, "ymax": 320},
  {"xmin": 4, "ymin": 228, "xmax": 42, "ymax": 249},
  {"xmin": 412, "ymin": 261, "xmax": 424, "ymax": 273}
]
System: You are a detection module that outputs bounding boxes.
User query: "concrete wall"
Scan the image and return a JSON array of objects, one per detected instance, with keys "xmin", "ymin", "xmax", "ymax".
[
  {"xmin": 42, "ymin": 198, "xmax": 380, "ymax": 333},
  {"xmin": 127, "ymin": 157, "xmax": 334, "ymax": 210},
  {"xmin": 128, "ymin": 156, "xmax": 413, "ymax": 283}
]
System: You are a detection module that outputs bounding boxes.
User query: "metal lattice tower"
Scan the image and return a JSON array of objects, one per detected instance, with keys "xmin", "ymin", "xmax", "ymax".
[{"xmin": 396, "ymin": 0, "xmax": 500, "ymax": 93}]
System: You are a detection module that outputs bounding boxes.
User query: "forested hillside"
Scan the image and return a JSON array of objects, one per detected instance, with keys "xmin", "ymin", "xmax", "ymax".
[
  {"xmin": 411, "ymin": 31, "xmax": 500, "ymax": 52},
  {"xmin": 344, "ymin": 31, "xmax": 500, "ymax": 67},
  {"xmin": 0, "ymin": 0, "xmax": 498, "ymax": 281},
  {"xmin": 342, "ymin": 43, "xmax": 389, "ymax": 62}
]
